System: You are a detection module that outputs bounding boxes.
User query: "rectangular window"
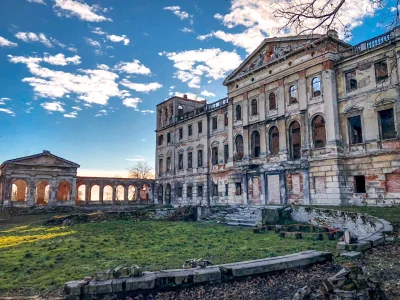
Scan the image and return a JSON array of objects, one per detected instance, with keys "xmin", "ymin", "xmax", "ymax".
[
  {"xmin": 375, "ymin": 60, "xmax": 388, "ymax": 83},
  {"xmin": 212, "ymin": 147, "xmax": 218, "ymax": 165},
  {"xmin": 198, "ymin": 121, "xmax": 202, "ymax": 134},
  {"xmin": 348, "ymin": 115, "xmax": 363, "ymax": 144},
  {"xmin": 188, "ymin": 124, "xmax": 192, "ymax": 136},
  {"xmin": 235, "ymin": 183, "xmax": 242, "ymax": 195},
  {"xmin": 213, "ymin": 184, "xmax": 218, "ymax": 196},
  {"xmin": 212, "ymin": 117, "xmax": 217, "ymax": 130},
  {"xmin": 167, "ymin": 132, "xmax": 171, "ymax": 144},
  {"xmin": 179, "ymin": 128, "xmax": 183, "ymax": 140},
  {"xmin": 197, "ymin": 185, "xmax": 203, "ymax": 197},
  {"xmin": 354, "ymin": 176, "xmax": 366, "ymax": 193},
  {"xmin": 198, "ymin": 150, "xmax": 203, "ymax": 167},
  {"xmin": 379, "ymin": 108, "xmax": 396, "ymax": 140},
  {"xmin": 224, "ymin": 144, "xmax": 229, "ymax": 163},
  {"xmin": 225, "ymin": 184, "xmax": 229, "ymax": 196},
  {"xmin": 178, "ymin": 186, "xmax": 183, "ymax": 198},
  {"xmin": 345, "ymin": 70, "xmax": 357, "ymax": 92},
  {"xmin": 158, "ymin": 159, "xmax": 163, "ymax": 174},
  {"xmin": 225, "ymin": 114, "xmax": 228, "ymax": 127},
  {"xmin": 188, "ymin": 152, "xmax": 192, "ymax": 169},
  {"xmin": 187, "ymin": 186, "xmax": 192, "ymax": 199},
  {"xmin": 166, "ymin": 157, "xmax": 171, "ymax": 172},
  {"xmin": 178, "ymin": 153, "xmax": 183, "ymax": 170}
]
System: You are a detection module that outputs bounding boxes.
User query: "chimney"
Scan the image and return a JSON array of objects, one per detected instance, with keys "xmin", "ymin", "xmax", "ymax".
[
  {"xmin": 43, "ymin": 150, "xmax": 50, "ymax": 154},
  {"xmin": 183, "ymin": 94, "xmax": 187, "ymax": 99}
]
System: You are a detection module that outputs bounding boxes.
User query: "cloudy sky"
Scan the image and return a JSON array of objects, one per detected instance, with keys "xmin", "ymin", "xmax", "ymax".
[{"xmin": 0, "ymin": 0, "xmax": 393, "ymax": 176}]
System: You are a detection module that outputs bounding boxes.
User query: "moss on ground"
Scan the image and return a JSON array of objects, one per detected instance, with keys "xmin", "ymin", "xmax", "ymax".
[{"xmin": 0, "ymin": 217, "xmax": 337, "ymax": 296}]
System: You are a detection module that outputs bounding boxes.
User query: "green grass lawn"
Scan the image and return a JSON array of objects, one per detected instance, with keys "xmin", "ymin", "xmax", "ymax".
[{"xmin": 0, "ymin": 218, "xmax": 337, "ymax": 296}]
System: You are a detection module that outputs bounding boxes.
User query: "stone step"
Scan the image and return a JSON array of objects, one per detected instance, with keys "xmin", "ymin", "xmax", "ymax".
[
  {"xmin": 226, "ymin": 222, "xmax": 257, "ymax": 227},
  {"xmin": 226, "ymin": 218, "xmax": 258, "ymax": 224}
]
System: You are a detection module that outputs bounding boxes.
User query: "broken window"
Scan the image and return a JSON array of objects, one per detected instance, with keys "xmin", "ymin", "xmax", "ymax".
[
  {"xmin": 198, "ymin": 121, "xmax": 202, "ymax": 133},
  {"xmin": 235, "ymin": 134, "xmax": 244, "ymax": 160},
  {"xmin": 188, "ymin": 152, "xmax": 192, "ymax": 169},
  {"xmin": 164, "ymin": 107, "xmax": 168, "ymax": 121},
  {"xmin": 345, "ymin": 70, "xmax": 357, "ymax": 92},
  {"xmin": 289, "ymin": 85, "xmax": 297, "ymax": 104},
  {"xmin": 212, "ymin": 117, "xmax": 217, "ymax": 130},
  {"xmin": 159, "ymin": 158, "xmax": 163, "ymax": 173},
  {"xmin": 179, "ymin": 128, "xmax": 183, "ymax": 140},
  {"xmin": 312, "ymin": 77, "xmax": 321, "ymax": 97},
  {"xmin": 375, "ymin": 60, "xmax": 388, "ymax": 83},
  {"xmin": 187, "ymin": 186, "xmax": 192, "ymax": 198},
  {"xmin": 166, "ymin": 157, "xmax": 171, "ymax": 172},
  {"xmin": 167, "ymin": 132, "xmax": 171, "ymax": 144},
  {"xmin": 269, "ymin": 93, "xmax": 276, "ymax": 110},
  {"xmin": 178, "ymin": 105, "xmax": 184, "ymax": 117},
  {"xmin": 354, "ymin": 176, "xmax": 366, "ymax": 193},
  {"xmin": 235, "ymin": 182, "xmax": 242, "ymax": 195},
  {"xmin": 379, "ymin": 108, "xmax": 396, "ymax": 140},
  {"xmin": 312, "ymin": 115, "xmax": 326, "ymax": 148},
  {"xmin": 177, "ymin": 186, "xmax": 183, "ymax": 197},
  {"xmin": 213, "ymin": 184, "xmax": 218, "ymax": 197},
  {"xmin": 225, "ymin": 184, "xmax": 229, "ymax": 196},
  {"xmin": 224, "ymin": 144, "xmax": 229, "ymax": 163},
  {"xmin": 251, "ymin": 99, "xmax": 258, "ymax": 115},
  {"xmin": 225, "ymin": 113, "xmax": 228, "ymax": 127},
  {"xmin": 212, "ymin": 147, "xmax": 218, "ymax": 165},
  {"xmin": 251, "ymin": 131, "xmax": 261, "ymax": 158},
  {"xmin": 158, "ymin": 135, "xmax": 164, "ymax": 146},
  {"xmin": 178, "ymin": 153, "xmax": 183, "ymax": 170},
  {"xmin": 197, "ymin": 185, "xmax": 203, "ymax": 197},
  {"xmin": 198, "ymin": 149, "xmax": 203, "ymax": 167},
  {"xmin": 290, "ymin": 121, "xmax": 301, "ymax": 160},
  {"xmin": 188, "ymin": 124, "xmax": 192, "ymax": 136},
  {"xmin": 269, "ymin": 126, "xmax": 279, "ymax": 155},
  {"xmin": 348, "ymin": 115, "xmax": 363, "ymax": 144},
  {"xmin": 236, "ymin": 105, "xmax": 242, "ymax": 120}
]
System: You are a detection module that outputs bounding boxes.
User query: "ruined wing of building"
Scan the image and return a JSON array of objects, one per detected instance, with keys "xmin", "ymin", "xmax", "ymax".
[{"xmin": 155, "ymin": 27, "xmax": 400, "ymax": 207}]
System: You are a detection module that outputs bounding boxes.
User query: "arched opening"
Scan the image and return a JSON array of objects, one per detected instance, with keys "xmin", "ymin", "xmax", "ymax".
[
  {"xmin": 178, "ymin": 105, "xmax": 184, "ymax": 117},
  {"xmin": 235, "ymin": 134, "xmax": 244, "ymax": 160},
  {"xmin": 11, "ymin": 179, "xmax": 28, "ymax": 201},
  {"xmin": 128, "ymin": 185, "xmax": 137, "ymax": 201},
  {"xmin": 289, "ymin": 85, "xmax": 297, "ymax": 104},
  {"xmin": 90, "ymin": 185, "xmax": 100, "ymax": 201},
  {"xmin": 35, "ymin": 180, "xmax": 50, "ymax": 205},
  {"xmin": 235, "ymin": 104, "xmax": 242, "ymax": 120},
  {"xmin": 116, "ymin": 185, "xmax": 125, "ymax": 201},
  {"xmin": 251, "ymin": 99, "xmax": 258, "ymax": 115},
  {"xmin": 165, "ymin": 184, "xmax": 171, "ymax": 204},
  {"xmin": 77, "ymin": 185, "xmax": 86, "ymax": 201},
  {"xmin": 140, "ymin": 184, "xmax": 149, "ymax": 201},
  {"xmin": 269, "ymin": 126, "xmax": 279, "ymax": 155},
  {"xmin": 312, "ymin": 115, "xmax": 326, "ymax": 148},
  {"xmin": 251, "ymin": 131, "xmax": 261, "ymax": 158},
  {"xmin": 312, "ymin": 77, "xmax": 321, "ymax": 97},
  {"xmin": 103, "ymin": 185, "xmax": 113, "ymax": 201},
  {"xmin": 57, "ymin": 181, "xmax": 70, "ymax": 201},
  {"xmin": 269, "ymin": 93, "xmax": 276, "ymax": 110},
  {"xmin": 289, "ymin": 121, "xmax": 301, "ymax": 160},
  {"xmin": 158, "ymin": 185, "xmax": 163, "ymax": 204}
]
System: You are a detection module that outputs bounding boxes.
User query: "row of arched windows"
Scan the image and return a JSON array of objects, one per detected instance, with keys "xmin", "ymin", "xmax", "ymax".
[
  {"xmin": 234, "ymin": 77, "xmax": 322, "ymax": 121},
  {"xmin": 234, "ymin": 115, "xmax": 327, "ymax": 160}
]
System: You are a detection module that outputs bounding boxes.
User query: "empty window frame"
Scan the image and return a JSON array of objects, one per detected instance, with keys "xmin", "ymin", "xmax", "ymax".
[
  {"xmin": 225, "ymin": 184, "xmax": 229, "ymax": 196},
  {"xmin": 236, "ymin": 105, "xmax": 242, "ymax": 120},
  {"xmin": 187, "ymin": 186, "xmax": 192, "ymax": 198},
  {"xmin": 158, "ymin": 158, "xmax": 163, "ymax": 173},
  {"xmin": 354, "ymin": 175, "xmax": 366, "ymax": 193},
  {"xmin": 177, "ymin": 186, "xmax": 183, "ymax": 197},
  {"xmin": 212, "ymin": 117, "xmax": 217, "ymax": 130},
  {"xmin": 213, "ymin": 184, "xmax": 218, "ymax": 196},
  {"xmin": 212, "ymin": 147, "xmax": 218, "ymax": 165},
  {"xmin": 167, "ymin": 132, "xmax": 171, "ymax": 144},
  {"xmin": 269, "ymin": 92, "xmax": 276, "ymax": 110},
  {"xmin": 178, "ymin": 153, "xmax": 183, "ymax": 170},
  {"xmin": 251, "ymin": 131, "xmax": 261, "ymax": 158},
  {"xmin": 312, "ymin": 115, "xmax": 327, "ymax": 148},
  {"xmin": 198, "ymin": 121, "xmax": 203, "ymax": 134},
  {"xmin": 345, "ymin": 70, "xmax": 357, "ymax": 92},
  {"xmin": 348, "ymin": 115, "xmax": 363, "ymax": 144},
  {"xmin": 375, "ymin": 60, "xmax": 388, "ymax": 83},
  {"xmin": 197, "ymin": 149, "xmax": 203, "ymax": 167},
  {"xmin": 177, "ymin": 105, "xmax": 184, "ymax": 117},
  {"xmin": 224, "ymin": 144, "xmax": 229, "ymax": 163},
  {"xmin": 158, "ymin": 135, "xmax": 164, "ymax": 146},
  {"xmin": 289, "ymin": 121, "xmax": 301, "ymax": 160},
  {"xmin": 269, "ymin": 126, "xmax": 279, "ymax": 155},
  {"xmin": 179, "ymin": 128, "xmax": 183, "ymax": 140},
  {"xmin": 235, "ymin": 182, "xmax": 242, "ymax": 195},
  {"xmin": 164, "ymin": 107, "xmax": 168, "ymax": 121},
  {"xmin": 197, "ymin": 185, "xmax": 203, "ymax": 197},
  {"xmin": 188, "ymin": 124, "xmax": 192, "ymax": 136},
  {"xmin": 251, "ymin": 99, "xmax": 258, "ymax": 115},
  {"xmin": 188, "ymin": 152, "xmax": 193, "ymax": 169},
  {"xmin": 379, "ymin": 108, "xmax": 396, "ymax": 140},
  {"xmin": 166, "ymin": 157, "xmax": 171, "ymax": 172},
  {"xmin": 289, "ymin": 85, "xmax": 297, "ymax": 104},
  {"xmin": 311, "ymin": 77, "xmax": 321, "ymax": 97},
  {"xmin": 235, "ymin": 134, "xmax": 244, "ymax": 160}
]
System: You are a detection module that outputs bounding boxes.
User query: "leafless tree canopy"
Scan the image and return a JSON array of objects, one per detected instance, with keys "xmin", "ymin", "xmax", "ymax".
[{"xmin": 128, "ymin": 161, "xmax": 154, "ymax": 179}]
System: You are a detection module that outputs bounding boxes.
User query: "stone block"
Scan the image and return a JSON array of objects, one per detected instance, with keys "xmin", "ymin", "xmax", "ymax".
[
  {"xmin": 112, "ymin": 278, "xmax": 125, "ymax": 293},
  {"xmin": 83, "ymin": 281, "xmax": 96, "ymax": 295},
  {"xmin": 96, "ymin": 279, "xmax": 113, "ymax": 294},
  {"xmin": 261, "ymin": 208, "xmax": 279, "ymax": 224},
  {"xmin": 64, "ymin": 280, "xmax": 87, "ymax": 296},
  {"xmin": 340, "ymin": 251, "xmax": 362, "ymax": 259},
  {"xmin": 129, "ymin": 264, "xmax": 143, "ymax": 277},
  {"xmin": 193, "ymin": 267, "xmax": 221, "ymax": 283},
  {"xmin": 113, "ymin": 266, "xmax": 130, "ymax": 278},
  {"xmin": 125, "ymin": 273, "xmax": 156, "ymax": 291},
  {"xmin": 95, "ymin": 270, "xmax": 111, "ymax": 281},
  {"xmin": 364, "ymin": 234, "xmax": 384, "ymax": 247},
  {"xmin": 348, "ymin": 241, "xmax": 371, "ymax": 252}
]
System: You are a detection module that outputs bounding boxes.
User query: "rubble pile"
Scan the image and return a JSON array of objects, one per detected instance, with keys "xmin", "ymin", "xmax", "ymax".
[{"xmin": 293, "ymin": 263, "xmax": 386, "ymax": 300}]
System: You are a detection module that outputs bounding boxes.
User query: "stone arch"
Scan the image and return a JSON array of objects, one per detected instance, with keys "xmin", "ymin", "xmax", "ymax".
[
  {"xmin": 77, "ymin": 184, "xmax": 86, "ymax": 201},
  {"xmin": 289, "ymin": 85, "xmax": 297, "ymax": 104},
  {"xmin": 158, "ymin": 185, "xmax": 163, "ymax": 204},
  {"xmin": 251, "ymin": 130, "xmax": 261, "ymax": 158},
  {"xmin": 11, "ymin": 179, "xmax": 28, "ymax": 201},
  {"xmin": 269, "ymin": 126, "xmax": 279, "ymax": 155},
  {"xmin": 235, "ymin": 134, "xmax": 244, "ymax": 160},
  {"xmin": 103, "ymin": 185, "xmax": 113, "ymax": 201},
  {"xmin": 165, "ymin": 183, "xmax": 171, "ymax": 204},
  {"xmin": 90, "ymin": 185, "xmax": 100, "ymax": 201},
  {"xmin": 312, "ymin": 115, "xmax": 327, "ymax": 149},
  {"xmin": 140, "ymin": 183, "xmax": 150, "ymax": 201},
  {"xmin": 128, "ymin": 185, "xmax": 137, "ymax": 201},
  {"xmin": 35, "ymin": 180, "xmax": 50, "ymax": 205},
  {"xmin": 116, "ymin": 185, "xmax": 125, "ymax": 201},
  {"xmin": 57, "ymin": 180, "xmax": 71, "ymax": 201},
  {"xmin": 311, "ymin": 77, "xmax": 321, "ymax": 97}
]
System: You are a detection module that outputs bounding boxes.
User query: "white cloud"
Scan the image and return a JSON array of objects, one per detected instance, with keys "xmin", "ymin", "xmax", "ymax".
[
  {"xmin": 27, "ymin": 0, "xmax": 46, "ymax": 4},
  {"xmin": 120, "ymin": 80, "xmax": 162, "ymax": 93},
  {"xmin": 174, "ymin": 92, "xmax": 205, "ymax": 101},
  {"xmin": 125, "ymin": 155, "xmax": 145, "ymax": 162},
  {"xmin": 8, "ymin": 53, "xmax": 81, "ymax": 66},
  {"xmin": 122, "ymin": 97, "xmax": 142, "ymax": 109},
  {"xmin": 201, "ymin": 90, "xmax": 215, "ymax": 97},
  {"xmin": 160, "ymin": 48, "xmax": 242, "ymax": 87},
  {"xmin": 114, "ymin": 59, "xmax": 151, "ymax": 75},
  {"xmin": 141, "ymin": 109, "xmax": 155, "ymax": 114},
  {"xmin": 164, "ymin": 6, "xmax": 191, "ymax": 20},
  {"xmin": 170, "ymin": 85, "xmax": 175, "ymax": 90},
  {"xmin": 197, "ymin": 33, "xmax": 213, "ymax": 41},
  {"xmin": 15, "ymin": 32, "xmax": 53, "ymax": 47},
  {"xmin": 63, "ymin": 113, "xmax": 77, "ymax": 118},
  {"xmin": 71, "ymin": 106, "xmax": 82, "ymax": 110},
  {"xmin": 107, "ymin": 34, "xmax": 130, "ymax": 45},
  {"xmin": 0, "ymin": 97, "xmax": 11, "ymax": 105},
  {"xmin": 0, "ymin": 108, "xmax": 15, "ymax": 116},
  {"xmin": 94, "ymin": 109, "xmax": 107, "ymax": 117},
  {"xmin": 97, "ymin": 64, "xmax": 109, "ymax": 70},
  {"xmin": 180, "ymin": 27, "xmax": 194, "ymax": 33},
  {"xmin": 92, "ymin": 27, "xmax": 106, "ymax": 35},
  {"xmin": 85, "ymin": 37, "xmax": 101, "ymax": 47},
  {"xmin": 53, "ymin": 0, "xmax": 112, "ymax": 22},
  {"xmin": 41, "ymin": 101, "xmax": 65, "ymax": 112},
  {"xmin": 0, "ymin": 36, "xmax": 18, "ymax": 47}
]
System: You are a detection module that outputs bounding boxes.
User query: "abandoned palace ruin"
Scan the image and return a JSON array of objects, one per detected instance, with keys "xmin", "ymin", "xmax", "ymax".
[{"xmin": 155, "ymin": 27, "xmax": 400, "ymax": 207}]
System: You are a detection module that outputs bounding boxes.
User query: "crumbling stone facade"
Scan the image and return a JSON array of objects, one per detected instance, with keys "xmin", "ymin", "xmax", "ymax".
[{"xmin": 155, "ymin": 27, "xmax": 400, "ymax": 207}]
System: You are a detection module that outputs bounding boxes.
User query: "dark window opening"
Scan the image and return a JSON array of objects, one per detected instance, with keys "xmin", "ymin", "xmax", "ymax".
[
  {"xmin": 157, "ymin": 110, "xmax": 162, "ymax": 124},
  {"xmin": 158, "ymin": 135, "xmax": 164, "ymax": 146},
  {"xmin": 188, "ymin": 152, "xmax": 192, "ymax": 169},
  {"xmin": 213, "ymin": 184, "xmax": 218, "ymax": 197},
  {"xmin": 167, "ymin": 132, "xmax": 171, "ymax": 143},
  {"xmin": 177, "ymin": 186, "xmax": 183, "ymax": 198},
  {"xmin": 345, "ymin": 70, "xmax": 357, "ymax": 92},
  {"xmin": 188, "ymin": 124, "xmax": 192, "ymax": 136},
  {"xmin": 224, "ymin": 144, "xmax": 229, "ymax": 163},
  {"xmin": 379, "ymin": 108, "xmax": 396, "ymax": 140},
  {"xmin": 187, "ymin": 186, "xmax": 192, "ymax": 199},
  {"xmin": 178, "ymin": 153, "xmax": 183, "ymax": 170},
  {"xmin": 197, "ymin": 185, "xmax": 203, "ymax": 197},
  {"xmin": 290, "ymin": 121, "xmax": 301, "ymax": 160},
  {"xmin": 225, "ymin": 113, "xmax": 228, "ymax": 127},
  {"xmin": 225, "ymin": 184, "xmax": 229, "ymax": 196},
  {"xmin": 164, "ymin": 108, "xmax": 168, "ymax": 121},
  {"xmin": 235, "ymin": 135, "xmax": 244, "ymax": 160},
  {"xmin": 289, "ymin": 85, "xmax": 297, "ymax": 104},
  {"xmin": 178, "ymin": 105, "xmax": 184, "ymax": 117},
  {"xmin": 312, "ymin": 77, "xmax": 321, "ymax": 97},
  {"xmin": 158, "ymin": 159, "xmax": 163, "ymax": 174},
  {"xmin": 198, "ymin": 121, "xmax": 202, "ymax": 133},
  {"xmin": 269, "ymin": 93, "xmax": 276, "ymax": 110},
  {"xmin": 375, "ymin": 61, "xmax": 388, "ymax": 83},
  {"xmin": 198, "ymin": 150, "xmax": 203, "ymax": 167},
  {"xmin": 269, "ymin": 126, "xmax": 279, "ymax": 155},
  {"xmin": 179, "ymin": 128, "xmax": 183, "ymax": 140},
  {"xmin": 235, "ymin": 183, "xmax": 242, "ymax": 195},
  {"xmin": 251, "ymin": 131, "xmax": 261, "ymax": 158},
  {"xmin": 236, "ymin": 105, "xmax": 242, "ymax": 120},
  {"xmin": 212, "ymin": 147, "xmax": 218, "ymax": 165},
  {"xmin": 354, "ymin": 176, "xmax": 366, "ymax": 193},
  {"xmin": 312, "ymin": 115, "xmax": 326, "ymax": 148},
  {"xmin": 348, "ymin": 115, "xmax": 363, "ymax": 144},
  {"xmin": 251, "ymin": 99, "xmax": 258, "ymax": 115},
  {"xmin": 212, "ymin": 117, "xmax": 217, "ymax": 130},
  {"xmin": 166, "ymin": 157, "xmax": 171, "ymax": 172}
]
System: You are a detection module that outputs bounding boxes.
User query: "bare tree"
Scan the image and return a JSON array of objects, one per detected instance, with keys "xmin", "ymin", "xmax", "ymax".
[{"xmin": 128, "ymin": 161, "xmax": 154, "ymax": 179}]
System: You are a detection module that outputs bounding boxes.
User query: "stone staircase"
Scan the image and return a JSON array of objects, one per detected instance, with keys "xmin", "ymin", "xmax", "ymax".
[{"xmin": 205, "ymin": 206, "xmax": 262, "ymax": 227}]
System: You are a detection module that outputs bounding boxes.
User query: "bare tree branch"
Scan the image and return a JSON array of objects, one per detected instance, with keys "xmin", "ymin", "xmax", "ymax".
[{"xmin": 128, "ymin": 161, "xmax": 154, "ymax": 179}]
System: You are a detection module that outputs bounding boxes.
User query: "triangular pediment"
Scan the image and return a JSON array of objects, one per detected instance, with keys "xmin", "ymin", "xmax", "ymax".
[
  {"xmin": 343, "ymin": 105, "xmax": 364, "ymax": 115},
  {"xmin": 2, "ymin": 151, "xmax": 80, "ymax": 168},
  {"xmin": 373, "ymin": 98, "xmax": 396, "ymax": 107}
]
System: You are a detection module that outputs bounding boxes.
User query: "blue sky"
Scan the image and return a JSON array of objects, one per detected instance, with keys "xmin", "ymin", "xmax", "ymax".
[{"xmin": 0, "ymin": 0, "xmax": 395, "ymax": 176}]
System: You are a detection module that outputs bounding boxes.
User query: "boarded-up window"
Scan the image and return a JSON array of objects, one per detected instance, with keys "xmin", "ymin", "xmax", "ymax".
[
  {"xmin": 292, "ymin": 174, "xmax": 301, "ymax": 194},
  {"xmin": 386, "ymin": 174, "xmax": 400, "ymax": 193},
  {"xmin": 269, "ymin": 93, "xmax": 276, "ymax": 110},
  {"xmin": 269, "ymin": 126, "xmax": 279, "ymax": 155},
  {"xmin": 251, "ymin": 131, "xmax": 261, "ymax": 158},
  {"xmin": 348, "ymin": 115, "xmax": 363, "ymax": 144},
  {"xmin": 379, "ymin": 108, "xmax": 396, "ymax": 140},
  {"xmin": 235, "ymin": 135, "xmax": 244, "ymax": 160},
  {"xmin": 375, "ymin": 60, "xmax": 388, "ymax": 83},
  {"xmin": 236, "ymin": 105, "xmax": 242, "ymax": 120},
  {"xmin": 315, "ymin": 177, "xmax": 325, "ymax": 193},
  {"xmin": 345, "ymin": 70, "xmax": 357, "ymax": 92},
  {"xmin": 290, "ymin": 121, "xmax": 301, "ymax": 160},
  {"xmin": 312, "ymin": 115, "xmax": 326, "ymax": 148}
]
